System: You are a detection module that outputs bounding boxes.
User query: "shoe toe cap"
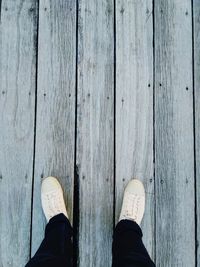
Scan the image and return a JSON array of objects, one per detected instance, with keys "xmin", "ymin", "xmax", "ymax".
[
  {"xmin": 41, "ymin": 176, "xmax": 61, "ymax": 192},
  {"xmin": 125, "ymin": 179, "xmax": 145, "ymax": 195}
]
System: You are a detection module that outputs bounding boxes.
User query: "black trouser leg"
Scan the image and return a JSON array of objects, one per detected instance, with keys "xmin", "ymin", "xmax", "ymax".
[
  {"xmin": 25, "ymin": 213, "xmax": 73, "ymax": 267},
  {"xmin": 112, "ymin": 220, "xmax": 155, "ymax": 267}
]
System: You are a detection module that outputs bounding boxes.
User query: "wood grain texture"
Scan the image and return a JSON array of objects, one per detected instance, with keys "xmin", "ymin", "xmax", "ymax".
[
  {"xmin": 76, "ymin": 0, "xmax": 114, "ymax": 266},
  {"xmin": 0, "ymin": 0, "xmax": 37, "ymax": 266},
  {"xmin": 154, "ymin": 1, "xmax": 195, "ymax": 266},
  {"xmin": 115, "ymin": 0, "xmax": 154, "ymax": 258},
  {"xmin": 31, "ymin": 0, "xmax": 76, "ymax": 255},
  {"xmin": 193, "ymin": 0, "xmax": 200, "ymax": 264}
]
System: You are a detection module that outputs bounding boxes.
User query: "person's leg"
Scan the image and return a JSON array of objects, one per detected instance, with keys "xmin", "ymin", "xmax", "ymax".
[
  {"xmin": 26, "ymin": 213, "xmax": 72, "ymax": 267},
  {"xmin": 25, "ymin": 177, "xmax": 73, "ymax": 267},
  {"xmin": 112, "ymin": 179, "xmax": 155, "ymax": 267},
  {"xmin": 112, "ymin": 220, "xmax": 155, "ymax": 267}
]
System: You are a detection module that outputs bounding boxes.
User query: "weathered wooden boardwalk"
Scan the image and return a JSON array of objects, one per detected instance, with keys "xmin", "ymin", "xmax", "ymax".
[{"xmin": 0, "ymin": 0, "xmax": 199, "ymax": 266}]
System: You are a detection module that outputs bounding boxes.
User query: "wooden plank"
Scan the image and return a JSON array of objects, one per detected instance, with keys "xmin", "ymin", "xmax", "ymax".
[
  {"xmin": 193, "ymin": 0, "xmax": 200, "ymax": 264},
  {"xmin": 31, "ymin": 0, "xmax": 76, "ymax": 255},
  {"xmin": 115, "ymin": 0, "xmax": 154, "ymax": 258},
  {"xmin": 76, "ymin": 0, "xmax": 114, "ymax": 266},
  {"xmin": 0, "ymin": 1, "xmax": 37, "ymax": 266},
  {"xmin": 154, "ymin": 1, "xmax": 195, "ymax": 266}
]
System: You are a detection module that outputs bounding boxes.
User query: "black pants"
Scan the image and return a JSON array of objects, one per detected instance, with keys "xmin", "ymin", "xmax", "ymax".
[{"xmin": 26, "ymin": 214, "xmax": 155, "ymax": 267}]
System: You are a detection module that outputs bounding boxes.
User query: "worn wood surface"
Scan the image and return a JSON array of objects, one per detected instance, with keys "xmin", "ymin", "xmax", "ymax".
[
  {"xmin": 193, "ymin": 0, "xmax": 200, "ymax": 265},
  {"xmin": 0, "ymin": 0, "xmax": 37, "ymax": 266},
  {"xmin": 154, "ymin": 1, "xmax": 195, "ymax": 266},
  {"xmin": 76, "ymin": 0, "xmax": 114, "ymax": 266},
  {"xmin": 115, "ymin": 0, "xmax": 154, "ymax": 258},
  {"xmin": 31, "ymin": 0, "xmax": 76, "ymax": 256},
  {"xmin": 0, "ymin": 0, "xmax": 199, "ymax": 266}
]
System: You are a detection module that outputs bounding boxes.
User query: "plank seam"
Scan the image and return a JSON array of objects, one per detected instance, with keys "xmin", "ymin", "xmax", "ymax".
[
  {"xmin": 113, "ymin": 0, "xmax": 116, "ymax": 231},
  {"xmin": 0, "ymin": 0, "xmax": 2, "ymax": 23},
  {"xmin": 152, "ymin": 0, "xmax": 156, "ymax": 264},
  {"xmin": 191, "ymin": 0, "xmax": 198, "ymax": 266},
  {"xmin": 29, "ymin": 0, "xmax": 40, "ymax": 259},
  {"xmin": 73, "ymin": 0, "xmax": 79, "ymax": 266}
]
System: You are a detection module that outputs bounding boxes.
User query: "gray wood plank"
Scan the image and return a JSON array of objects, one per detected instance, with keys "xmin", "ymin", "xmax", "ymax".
[
  {"xmin": 0, "ymin": 0, "xmax": 37, "ymax": 266},
  {"xmin": 31, "ymin": 0, "xmax": 76, "ymax": 255},
  {"xmin": 115, "ymin": 0, "xmax": 154, "ymax": 259},
  {"xmin": 154, "ymin": 1, "xmax": 195, "ymax": 266},
  {"xmin": 193, "ymin": 0, "xmax": 200, "ymax": 264},
  {"xmin": 76, "ymin": 0, "xmax": 114, "ymax": 266}
]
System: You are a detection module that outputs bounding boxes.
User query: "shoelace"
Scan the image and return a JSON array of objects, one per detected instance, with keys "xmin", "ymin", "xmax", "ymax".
[
  {"xmin": 45, "ymin": 191, "xmax": 64, "ymax": 218},
  {"xmin": 123, "ymin": 193, "xmax": 141, "ymax": 221}
]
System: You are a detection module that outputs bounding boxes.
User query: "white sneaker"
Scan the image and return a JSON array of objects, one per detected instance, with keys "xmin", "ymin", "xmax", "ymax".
[
  {"xmin": 119, "ymin": 179, "xmax": 145, "ymax": 225},
  {"xmin": 41, "ymin": 176, "xmax": 68, "ymax": 221}
]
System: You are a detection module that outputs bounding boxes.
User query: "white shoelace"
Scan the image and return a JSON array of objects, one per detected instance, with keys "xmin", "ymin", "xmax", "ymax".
[
  {"xmin": 121, "ymin": 193, "xmax": 142, "ymax": 221},
  {"xmin": 45, "ymin": 190, "xmax": 65, "ymax": 218}
]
